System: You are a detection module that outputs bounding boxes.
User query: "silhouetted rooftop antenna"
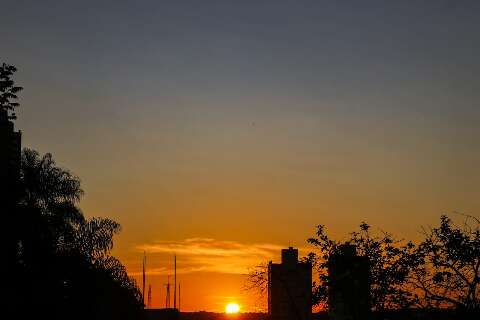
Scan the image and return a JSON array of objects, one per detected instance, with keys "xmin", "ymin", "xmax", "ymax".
[
  {"xmin": 142, "ymin": 252, "xmax": 146, "ymax": 307},
  {"xmin": 147, "ymin": 284, "xmax": 152, "ymax": 308},
  {"xmin": 165, "ymin": 276, "xmax": 171, "ymax": 308},
  {"xmin": 174, "ymin": 255, "xmax": 177, "ymax": 309},
  {"xmin": 179, "ymin": 282, "xmax": 181, "ymax": 311}
]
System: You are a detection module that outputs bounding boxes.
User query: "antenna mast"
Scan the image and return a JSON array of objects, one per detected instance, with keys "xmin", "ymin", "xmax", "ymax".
[
  {"xmin": 147, "ymin": 284, "xmax": 152, "ymax": 308},
  {"xmin": 165, "ymin": 276, "xmax": 171, "ymax": 308},
  {"xmin": 142, "ymin": 252, "xmax": 146, "ymax": 307},
  {"xmin": 174, "ymin": 255, "xmax": 177, "ymax": 309}
]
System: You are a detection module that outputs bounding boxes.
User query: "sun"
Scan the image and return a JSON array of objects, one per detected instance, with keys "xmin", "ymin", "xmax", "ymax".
[{"xmin": 225, "ymin": 303, "xmax": 240, "ymax": 314}]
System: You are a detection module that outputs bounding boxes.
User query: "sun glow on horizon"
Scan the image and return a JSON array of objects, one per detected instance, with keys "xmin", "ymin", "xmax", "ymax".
[{"xmin": 225, "ymin": 303, "xmax": 240, "ymax": 314}]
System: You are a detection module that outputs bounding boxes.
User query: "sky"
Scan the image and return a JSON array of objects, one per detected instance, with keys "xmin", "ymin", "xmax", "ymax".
[{"xmin": 2, "ymin": 0, "xmax": 480, "ymax": 312}]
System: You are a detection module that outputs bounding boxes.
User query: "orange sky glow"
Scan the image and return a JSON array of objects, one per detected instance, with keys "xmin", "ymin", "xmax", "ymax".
[{"xmin": 5, "ymin": 0, "xmax": 480, "ymax": 312}]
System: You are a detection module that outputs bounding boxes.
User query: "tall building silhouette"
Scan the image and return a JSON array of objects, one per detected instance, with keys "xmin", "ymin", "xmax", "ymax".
[
  {"xmin": 0, "ymin": 108, "xmax": 21, "ymax": 184},
  {"xmin": 268, "ymin": 247, "xmax": 312, "ymax": 320},
  {"xmin": 328, "ymin": 244, "xmax": 370, "ymax": 320},
  {"xmin": 1, "ymin": 107, "xmax": 22, "ymax": 281}
]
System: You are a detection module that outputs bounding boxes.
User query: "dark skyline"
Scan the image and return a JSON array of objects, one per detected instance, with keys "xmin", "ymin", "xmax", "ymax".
[{"xmin": 2, "ymin": 0, "xmax": 480, "ymax": 311}]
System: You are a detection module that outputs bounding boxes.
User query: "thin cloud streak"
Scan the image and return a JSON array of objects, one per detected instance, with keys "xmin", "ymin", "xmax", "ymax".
[{"xmin": 134, "ymin": 238, "xmax": 310, "ymax": 275}]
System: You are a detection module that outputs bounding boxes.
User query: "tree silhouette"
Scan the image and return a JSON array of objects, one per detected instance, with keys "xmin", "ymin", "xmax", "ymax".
[
  {"xmin": 246, "ymin": 223, "xmax": 420, "ymax": 312},
  {"xmin": 70, "ymin": 217, "xmax": 121, "ymax": 261},
  {"xmin": 307, "ymin": 223, "xmax": 419, "ymax": 311},
  {"xmin": 0, "ymin": 63, "xmax": 22, "ymax": 120},
  {"xmin": 10, "ymin": 149, "xmax": 143, "ymax": 320},
  {"xmin": 245, "ymin": 263, "xmax": 269, "ymax": 296},
  {"xmin": 244, "ymin": 263, "xmax": 269, "ymax": 311},
  {"xmin": 2, "ymin": 63, "xmax": 143, "ymax": 319},
  {"xmin": 411, "ymin": 214, "xmax": 480, "ymax": 312}
]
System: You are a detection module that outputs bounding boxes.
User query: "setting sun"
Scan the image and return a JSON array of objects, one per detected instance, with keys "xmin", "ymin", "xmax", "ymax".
[{"xmin": 225, "ymin": 303, "xmax": 240, "ymax": 314}]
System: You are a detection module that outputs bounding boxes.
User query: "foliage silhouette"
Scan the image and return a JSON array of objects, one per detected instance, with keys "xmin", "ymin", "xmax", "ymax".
[
  {"xmin": 307, "ymin": 222, "xmax": 419, "ymax": 311},
  {"xmin": 7, "ymin": 148, "xmax": 144, "ymax": 320},
  {"xmin": 243, "ymin": 263, "xmax": 269, "ymax": 312},
  {"xmin": 410, "ymin": 214, "xmax": 480, "ymax": 312},
  {"xmin": 246, "ymin": 215, "xmax": 480, "ymax": 320},
  {"xmin": 0, "ymin": 63, "xmax": 22, "ymax": 120},
  {"xmin": 2, "ymin": 63, "xmax": 143, "ymax": 319}
]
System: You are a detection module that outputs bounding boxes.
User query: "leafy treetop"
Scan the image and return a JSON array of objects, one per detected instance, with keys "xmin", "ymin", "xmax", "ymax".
[{"xmin": 0, "ymin": 63, "xmax": 23, "ymax": 120}]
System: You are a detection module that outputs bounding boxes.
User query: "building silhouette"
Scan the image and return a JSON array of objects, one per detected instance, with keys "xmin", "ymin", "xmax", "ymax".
[
  {"xmin": 0, "ymin": 108, "xmax": 21, "ymax": 184},
  {"xmin": 1, "ymin": 106, "xmax": 22, "ymax": 297},
  {"xmin": 327, "ymin": 244, "xmax": 370, "ymax": 320},
  {"xmin": 0, "ymin": 107, "xmax": 21, "ymax": 227},
  {"xmin": 268, "ymin": 247, "xmax": 312, "ymax": 320}
]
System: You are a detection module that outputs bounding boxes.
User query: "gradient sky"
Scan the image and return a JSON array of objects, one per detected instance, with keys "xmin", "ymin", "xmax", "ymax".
[{"xmin": 2, "ymin": 0, "xmax": 480, "ymax": 312}]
